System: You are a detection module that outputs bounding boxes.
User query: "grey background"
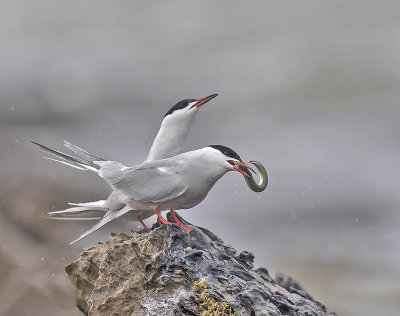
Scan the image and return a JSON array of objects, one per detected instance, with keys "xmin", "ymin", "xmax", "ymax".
[{"xmin": 0, "ymin": 1, "xmax": 399, "ymax": 315}]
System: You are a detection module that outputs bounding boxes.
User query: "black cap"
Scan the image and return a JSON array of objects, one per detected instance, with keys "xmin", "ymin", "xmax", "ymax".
[
  {"xmin": 164, "ymin": 99, "xmax": 196, "ymax": 117},
  {"xmin": 209, "ymin": 145, "xmax": 242, "ymax": 161}
]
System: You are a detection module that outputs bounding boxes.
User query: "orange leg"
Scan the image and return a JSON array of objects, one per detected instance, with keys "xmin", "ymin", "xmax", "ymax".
[
  {"xmin": 170, "ymin": 209, "xmax": 193, "ymax": 234},
  {"xmin": 138, "ymin": 215, "xmax": 151, "ymax": 230},
  {"xmin": 153, "ymin": 208, "xmax": 177, "ymax": 226}
]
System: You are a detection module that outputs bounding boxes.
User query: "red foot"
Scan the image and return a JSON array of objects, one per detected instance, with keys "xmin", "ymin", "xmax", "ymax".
[
  {"xmin": 170, "ymin": 209, "xmax": 193, "ymax": 234},
  {"xmin": 153, "ymin": 208, "xmax": 178, "ymax": 226},
  {"xmin": 138, "ymin": 215, "xmax": 151, "ymax": 231}
]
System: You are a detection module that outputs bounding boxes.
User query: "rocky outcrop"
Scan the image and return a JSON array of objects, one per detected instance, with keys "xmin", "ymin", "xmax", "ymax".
[{"xmin": 66, "ymin": 213, "xmax": 336, "ymax": 316}]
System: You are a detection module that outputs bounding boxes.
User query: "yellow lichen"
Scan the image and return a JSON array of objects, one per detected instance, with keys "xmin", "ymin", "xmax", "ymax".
[
  {"xmin": 193, "ymin": 280, "xmax": 208, "ymax": 293},
  {"xmin": 192, "ymin": 280, "xmax": 237, "ymax": 316}
]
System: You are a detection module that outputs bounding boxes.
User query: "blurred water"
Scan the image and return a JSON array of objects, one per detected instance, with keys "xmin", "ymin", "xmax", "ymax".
[{"xmin": 1, "ymin": 1, "xmax": 399, "ymax": 315}]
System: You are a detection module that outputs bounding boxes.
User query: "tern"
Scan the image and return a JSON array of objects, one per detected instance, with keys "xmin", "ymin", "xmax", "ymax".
[
  {"xmin": 33, "ymin": 94, "xmax": 269, "ymax": 243},
  {"xmin": 33, "ymin": 94, "xmax": 218, "ymax": 232},
  {"xmin": 68, "ymin": 145, "xmax": 252, "ymax": 243}
]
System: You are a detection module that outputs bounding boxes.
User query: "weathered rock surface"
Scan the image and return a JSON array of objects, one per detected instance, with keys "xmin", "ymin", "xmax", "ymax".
[{"xmin": 66, "ymin": 213, "xmax": 336, "ymax": 316}]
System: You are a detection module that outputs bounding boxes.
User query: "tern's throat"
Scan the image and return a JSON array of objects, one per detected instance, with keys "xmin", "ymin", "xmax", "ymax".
[{"xmin": 145, "ymin": 112, "xmax": 196, "ymax": 162}]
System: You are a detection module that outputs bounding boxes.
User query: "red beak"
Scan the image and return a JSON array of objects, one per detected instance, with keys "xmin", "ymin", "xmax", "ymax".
[
  {"xmin": 227, "ymin": 160, "xmax": 251, "ymax": 178},
  {"xmin": 190, "ymin": 94, "xmax": 218, "ymax": 109},
  {"xmin": 233, "ymin": 165, "xmax": 251, "ymax": 178}
]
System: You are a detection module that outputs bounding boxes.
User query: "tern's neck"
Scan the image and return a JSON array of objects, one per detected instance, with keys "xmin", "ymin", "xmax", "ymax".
[{"xmin": 145, "ymin": 113, "xmax": 196, "ymax": 162}]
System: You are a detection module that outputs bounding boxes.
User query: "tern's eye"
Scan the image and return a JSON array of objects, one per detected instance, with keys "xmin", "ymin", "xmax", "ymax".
[{"xmin": 165, "ymin": 99, "xmax": 197, "ymax": 117}]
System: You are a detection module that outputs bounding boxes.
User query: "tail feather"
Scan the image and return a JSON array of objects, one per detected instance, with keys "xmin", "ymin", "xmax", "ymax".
[
  {"xmin": 46, "ymin": 216, "xmax": 103, "ymax": 221},
  {"xmin": 32, "ymin": 141, "xmax": 87, "ymax": 165},
  {"xmin": 45, "ymin": 206, "xmax": 108, "ymax": 221},
  {"xmin": 63, "ymin": 140, "xmax": 106, "ymax": 168},
  {"xmin": 31, "ymin": 141, "xmax": 100, "ymax": 174},
  {"xmin": 44, "ymin": 157, "xmax": 90, "ymax": 172},
  {"xmin": 47, "ymin": 206, "xmax": 106, "ymax": 215},
  {"xmin": 68, "ymin": 200, "xmax": 107, "ymax": 207}
]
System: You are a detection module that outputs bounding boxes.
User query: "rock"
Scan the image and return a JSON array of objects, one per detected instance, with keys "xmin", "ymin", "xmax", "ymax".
[
  {"xmin": 66, "ymin": 212, "xmax": 336, "ymax": 316},
  {"xmin": 275, "ymin": 271, "xmax": 314, "ymax": 301}
]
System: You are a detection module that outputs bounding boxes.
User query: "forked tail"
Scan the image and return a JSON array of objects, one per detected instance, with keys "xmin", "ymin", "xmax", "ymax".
[
  {"xmin": 31, "ymin": 140, "xmax": 106, "ymax": 174},
  {"xmin": 45, "ymin": 200, "xmax": 108, "ymax": 221}
]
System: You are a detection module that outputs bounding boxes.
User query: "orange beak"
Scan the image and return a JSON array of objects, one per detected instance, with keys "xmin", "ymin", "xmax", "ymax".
[{"xmin": 190, "ymin": 94, "xmax": 218, "ymax": 109}]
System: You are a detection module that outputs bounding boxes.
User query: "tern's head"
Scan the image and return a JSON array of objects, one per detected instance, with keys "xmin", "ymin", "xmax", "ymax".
[
  {"xmin": 163, "ymin": 94, "xmax": 218, "ymax": 122},
  {"xmin": 147, "ymin": 94, "xmax": 218, "ymax": 162},
  {"xmin": 207, "ymin": 145, "xmax": 251, "ymax": 178}
]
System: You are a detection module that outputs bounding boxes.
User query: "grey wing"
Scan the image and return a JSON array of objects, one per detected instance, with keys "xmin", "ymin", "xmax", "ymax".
[{"xmin": 110, "ymin": 164, "xmax": 186, "ymax": 203}]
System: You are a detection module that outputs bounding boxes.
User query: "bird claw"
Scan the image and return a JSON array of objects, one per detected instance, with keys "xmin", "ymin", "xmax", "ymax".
[
  {"xmin": 162, "ymin": 220, "xmax": 179, "ymax": 227},
  {"xmin": 138, "ymin": 215, "xmax": 152, "ymax": 231},
  {"xmin": 153, "ymin": 209, "xmax": 178, "ymax": 227},
  {"xmin": 170, "ymin": 210, "xmax": 193, "ymax": 234},
  {"xmin": 180, "ymin": 225, "xmax": 194, "ymax": 234},
  {"xmin": 153, "ymin": 208, "xmax": 192, "ymax": 233}
]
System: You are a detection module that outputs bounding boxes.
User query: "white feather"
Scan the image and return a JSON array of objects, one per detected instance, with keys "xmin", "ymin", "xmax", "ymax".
[
  {"xmin": 44, "ymin": 157, "xmax": 87, "ymax": 171},
  {"xmin": 47, "ymin": 206, "xmax": 106, "ymax": 215},
  {"xmin": 46, "ymin": 216, "xmax": 103, "ymax": 221},
  {"xmin": 68, "ymin": 200, "xmax": 107, "ymax": 207}
]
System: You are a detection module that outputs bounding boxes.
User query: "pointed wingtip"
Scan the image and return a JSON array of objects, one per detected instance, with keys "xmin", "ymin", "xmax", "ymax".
[
  {"xmin": 70, "ymin": 231, "xmax": 92, "ymax": 244},
  {"xmin": 70, "ymin": 234, "xmax": 85, "ymax": 245},
  {"xmin": 31, "ymin": 140, "xmax": 46, "ymax": 149},
  {"xmin": 69, "ymin": 239, "xmax": 78, "ymax": 245}
]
